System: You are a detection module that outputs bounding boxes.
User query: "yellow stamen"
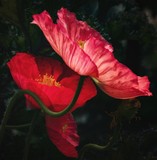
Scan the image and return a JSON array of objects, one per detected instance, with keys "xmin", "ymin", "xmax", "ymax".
[
  {"xmin": 35, "ymin": 73, "xmax": 61, "ymax": 87},
  {"xmin": 78, "ymin": 40, "xmax": 85, "ymax": 49},
  {"xmin": 62, "ymin": 124, "xmax": 68, "ymax": 133}
]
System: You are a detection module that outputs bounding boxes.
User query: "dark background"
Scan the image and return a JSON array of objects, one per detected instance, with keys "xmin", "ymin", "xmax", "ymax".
[{"xmin": 0, "ymin": 0, "xmax": 157, "ymax": 159}]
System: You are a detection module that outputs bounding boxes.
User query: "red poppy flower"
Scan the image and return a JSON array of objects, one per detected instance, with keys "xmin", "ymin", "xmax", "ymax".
[
  {"xmin": 7, "ymin": 52, "xmax": 97, "ymax": 157},
  {"xmin": 7, "ymin": 53, "xmax": 96, "ymax": 111},
  {"xmin": 32, "ymin": 8, "xmax": 152, "ymax": 99}
]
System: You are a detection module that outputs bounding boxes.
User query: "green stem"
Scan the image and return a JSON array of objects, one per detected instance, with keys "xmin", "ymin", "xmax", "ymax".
[
  {"xmin": 23, "ymin": 111, "xmax": 39, "ymax": 160},
  {"xmin": 0, "ymin": 123, "xmax": 31, "ymax": 129},
  {"xmin": 79, "ymin": 142, "xmax": 110, "ymax": 160},
  {"xmin": 0, "ymin": 76, "xmax": 85, "ymax": 145},
  {"xmin": 79, "ymin": 125, "xmax": 121, "ymax": 160}
]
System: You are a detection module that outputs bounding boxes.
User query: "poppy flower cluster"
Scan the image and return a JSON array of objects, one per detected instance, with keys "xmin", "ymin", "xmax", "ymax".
[
  {"xmin": 7, "ymin": 53, "xmax": 97, "ymax": 157},
  {"xmin": 7, "ymin": 7, "xmax": 152, "ymax": 159},
  {"xmin": 32, "ymin": 7, "xmax": 152, "ymax": 99}
]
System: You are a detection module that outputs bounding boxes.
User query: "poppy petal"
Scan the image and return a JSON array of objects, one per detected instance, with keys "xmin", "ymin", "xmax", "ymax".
[
  {"xmin": 85, "ymin": 37, "xmax": 152, "ymax": 98},
  {"xmin": 32, "ymin": 11, "xmax": 98, "ymax": 77},
  {"xmin": 45, "ymin": 113, "xmax": 79, "ymax": 157},
  {"xmin": 7, "ymin": 52, "xmax": 97, "ymax": 111},
  {"xmin": 32, "ymin": 8, "xmax": 152, "ymax": 99}
]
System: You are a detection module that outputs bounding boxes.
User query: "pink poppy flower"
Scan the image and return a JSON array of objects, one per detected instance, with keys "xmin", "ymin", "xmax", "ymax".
[
  {"xmin": 7, "ymin": 53, "xmax": 97, "ymax": 157},
  {"xmin": 32, "ymin": 8, "xmax": 152, "ymax": 99}
]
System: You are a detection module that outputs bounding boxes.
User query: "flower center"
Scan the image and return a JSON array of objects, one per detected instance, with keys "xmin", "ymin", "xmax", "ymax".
[
  {"xmin": 78, "ymin": 40, "xmax": 85, "ymax": 49},
  {"xmin": 35, "ymin": 73, "xmax": 61, "ymax": 87}
]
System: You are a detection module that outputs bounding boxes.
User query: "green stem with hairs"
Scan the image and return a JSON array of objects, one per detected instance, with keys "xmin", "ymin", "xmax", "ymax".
[{"xmin": 0, "ymin": 76, "xmax": 85, "ymax": 146}]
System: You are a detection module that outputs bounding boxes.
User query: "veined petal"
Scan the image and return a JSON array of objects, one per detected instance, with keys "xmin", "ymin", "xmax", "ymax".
[
  {"xmin": 94, "ymin": 75, "xmax": 152, "ymax": 99},
  {"xmin": 45, "ymin": 113, "xmax": 79, "ymax": 158},
  {"xmin": 32, "ymin": 10, "xmax": 98, "ymax": 77},
  {"xmin": 57, "ymin": 8, "xmax": 113, "ymax": 51},
  {"xmin": 84, "ymin": 37, "xmax": 152, "ymax": 99},
  {"xmin": 57, "ymin": 8, "xmax": 98, "ymax": 41},
  {"xmin": 32, "ymin": 8, "xmax": 152, "ymax": 99},
  {"xmin": 84, "ymin": 37, "xmax": 114, "ymax": 76},
  {"xmin": 92, "ymin": 58, "xmax": 152, "ymax": 99}
]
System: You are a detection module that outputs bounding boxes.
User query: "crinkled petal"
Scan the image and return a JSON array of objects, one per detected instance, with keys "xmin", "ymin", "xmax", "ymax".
[
  {"xmin": 85, "ymin": 38, "xmax": 152, "ymax": 99},
  {"xmin": 84, "ymin": 37, "xmax": 115, "ymax": 76},
  {"xmin": 45, "ymin": 113, "xmax": 79, "ymax": 158},
  {"xmin": 93, "ymin": 76, "xmax": 152, "ymax": 99},
  {"xmin": 57, "ymin": 8, "xmax": 98, "ymax": 41},
  {"xmin": 57, "ymin": 8, "xmax": 113, "ymax": 52},
  {"xmin": 56, "ymin": 8, "xmax": 152, "ymax": 99},
  {"xmin": 32, "ymin": 10, "xmax": 98, "ymax": 77}
]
